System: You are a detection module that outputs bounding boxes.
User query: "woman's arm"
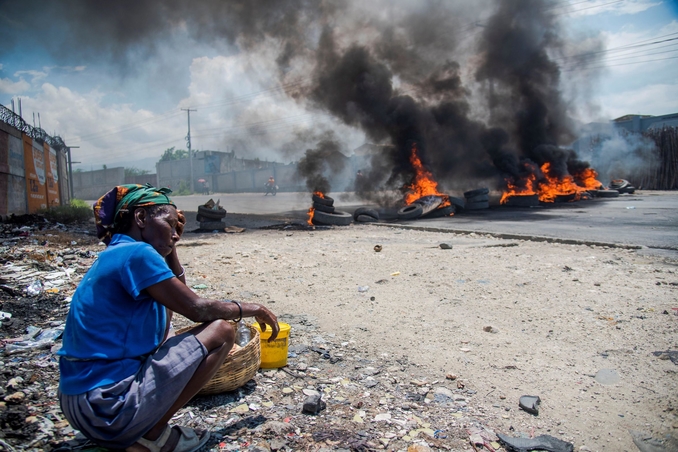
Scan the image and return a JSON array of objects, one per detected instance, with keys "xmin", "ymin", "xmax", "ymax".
[{"xmin": 146, "ymin": 277, "xmax": 280, "ymax": 341}]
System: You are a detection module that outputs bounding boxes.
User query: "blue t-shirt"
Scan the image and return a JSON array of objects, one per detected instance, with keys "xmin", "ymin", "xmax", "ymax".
[{"xmin": 58, "ymin": 234, "xmax": 175, "ymax": 395}]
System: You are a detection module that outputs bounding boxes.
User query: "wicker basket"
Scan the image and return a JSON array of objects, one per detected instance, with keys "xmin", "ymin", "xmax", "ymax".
[{"xmin": 175, "ymin": 323, "xmax": 260, "ymax": 395}]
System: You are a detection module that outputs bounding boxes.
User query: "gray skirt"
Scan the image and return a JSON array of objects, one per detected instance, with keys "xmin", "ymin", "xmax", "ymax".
[{"xmin": 59, "ymin": 333, "xmax": 207, "ymax": 449}]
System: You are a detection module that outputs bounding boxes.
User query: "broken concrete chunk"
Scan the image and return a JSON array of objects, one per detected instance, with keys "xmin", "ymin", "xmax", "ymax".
[{"xmin": 302, "ymin": 393, "xmax": 326, "ymax": 415}]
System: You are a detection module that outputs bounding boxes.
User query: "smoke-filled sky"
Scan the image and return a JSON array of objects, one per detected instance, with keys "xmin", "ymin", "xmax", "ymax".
[{"xmin": 0, "ymin": 0, "xmax": 676, "ymax": 174}]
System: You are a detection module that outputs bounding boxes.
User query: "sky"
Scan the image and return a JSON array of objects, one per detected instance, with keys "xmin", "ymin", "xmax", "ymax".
[{"xmin": 0, "ymin": 0, "xmax": 676, "ymax": 173}]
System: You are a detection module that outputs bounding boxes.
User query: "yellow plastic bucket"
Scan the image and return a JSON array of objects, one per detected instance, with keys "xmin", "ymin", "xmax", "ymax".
[{"xmin": 252, "ymin": 322, "xmax": 291, "ymax": 369}]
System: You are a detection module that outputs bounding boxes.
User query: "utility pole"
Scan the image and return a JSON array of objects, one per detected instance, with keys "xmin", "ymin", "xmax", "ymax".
[
  {"xmin": 182, "ymin": 108, "xmax": 197, "ymax": 194},
  {"xmin": 66, "ymin": 146, "xmax": 80, "ymax": 201}
]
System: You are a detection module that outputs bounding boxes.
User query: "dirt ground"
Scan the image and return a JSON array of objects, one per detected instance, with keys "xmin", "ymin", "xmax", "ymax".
[
  {"xmin": 174, "ymin": 222, "xmax": 678, "ymax": 451},
  {"xmin": 0, "ymin": 214, "xmax": 676, "ymax": 451}
]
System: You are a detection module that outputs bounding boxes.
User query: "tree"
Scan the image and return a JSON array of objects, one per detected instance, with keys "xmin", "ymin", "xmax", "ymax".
[
  {"xmin": 160, "ymin": 146, "xmax": 188, "ymax": 162},
  {"xmin": 125, "ymin": 167, "xmax": 151, "ymax": 178}
]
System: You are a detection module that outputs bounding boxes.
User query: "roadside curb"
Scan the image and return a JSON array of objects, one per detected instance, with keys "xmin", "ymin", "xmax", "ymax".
[{"xmin": 371, "ymin": 222, "xmax": 646, "ymax": 250}]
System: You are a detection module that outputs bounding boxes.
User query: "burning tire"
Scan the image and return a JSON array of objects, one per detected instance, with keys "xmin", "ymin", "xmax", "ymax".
[
  {"xmin": 313, "ymin": 203, "xmax": 335, "ymax": 213},
  {"xmin": 504, "ymin": 194, "xmax": 539, "ymax": 207},
  {"xmin": 353, "ymin": 207, "xmax": 379, "ymax": 221},
  {"xmin": 198, "ymin": 205, "xmax": 227, "ymax": 219},
  {"xmin": 465, "ymin": 194, "xmax": 489, "ymax": 203},
  {"xmin": 464, "ymin": 188, "xmax": 489, "ymax": 198},
  {"xmin": 312, "ymin": 210, "xmax": 352, "ymax": 226},
  {"xmin": 413, "ymin": 195, "xmax": 443, "ymax": 216},
  {"xmin": 593, "ymin": 189, "xmax": 620, "ymax": 198},
  {"xmin": 312, "ymin": 194, "xmax": 334, "ymax": 206},
  {"xmin": 397, "ymin": 204, "xmax": 424, "ymax": 220},
  {"xmin": 448, "ymin": 196, "xmax": 466, "ymax": 211},
  {"xmin": 466, "ymin": 201, "xmax": 490, "ymax": 210},
  {"xmin": 424, "ymin": 205, "xmax": 456, "ymax": 218}
]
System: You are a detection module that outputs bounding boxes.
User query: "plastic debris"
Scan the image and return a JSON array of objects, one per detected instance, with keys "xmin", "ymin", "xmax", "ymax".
[
  {"xmin": 497, "ymin": 433, "xmax": 573, "ymax": 452},
  {"xmin": 26, "ymin": 280, "xmax": 43, "ymax": 296},
  {"xmin": 4, "ymin": 327, "xmax": 65, "ymax": 355},
  {"xmin": 358, "ymin": 286, "xmax": 369, "ymax": 293},
  {"xmin": 519, "ymin": 395, "xmax": 541, "ymax": 415}
]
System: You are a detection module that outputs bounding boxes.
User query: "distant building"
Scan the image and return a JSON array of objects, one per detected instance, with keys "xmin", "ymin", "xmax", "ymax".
[{"xmin": 613, "ymin": 112, "xmax": 678, "ymax": 133}]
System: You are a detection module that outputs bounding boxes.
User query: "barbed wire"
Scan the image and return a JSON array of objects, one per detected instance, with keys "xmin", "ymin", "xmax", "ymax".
[{"xmin": 0, "ymin": 104, "xmax": 67, "ymax": 150}]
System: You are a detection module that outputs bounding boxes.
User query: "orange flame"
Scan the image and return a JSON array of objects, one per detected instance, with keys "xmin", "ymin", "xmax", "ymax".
[
  {"xmin": 501, "ymin": 163, "xmax": 603, "ymax": 204},
  {"xmin": 307, "ymin": 191, "xmax": 324, "ymax": 225},
  {"xmin": 404, "ymin": 144, "xmax": 450, "ymax": 207}
]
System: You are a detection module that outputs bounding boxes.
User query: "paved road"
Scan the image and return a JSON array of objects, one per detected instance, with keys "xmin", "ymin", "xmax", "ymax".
[{"xmin": 172, "ymin": 190, "xmax": 678, "ymax": 256}]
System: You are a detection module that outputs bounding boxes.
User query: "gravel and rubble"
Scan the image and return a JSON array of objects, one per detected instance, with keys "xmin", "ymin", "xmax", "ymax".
[{"xmin": 0, "ymin": 213, "xmax": 676, "ymax": 451}]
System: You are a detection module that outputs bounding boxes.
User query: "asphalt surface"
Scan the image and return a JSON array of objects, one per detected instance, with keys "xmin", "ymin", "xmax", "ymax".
[{"xmin": 172, "ymin": 190, "xmax": 678, "ymax": 258}]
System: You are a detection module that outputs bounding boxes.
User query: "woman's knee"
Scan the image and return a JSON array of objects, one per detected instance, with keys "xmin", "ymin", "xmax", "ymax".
[{"xmin": 197, "ymin": 319, "xmax": 234, "ymax": 351}]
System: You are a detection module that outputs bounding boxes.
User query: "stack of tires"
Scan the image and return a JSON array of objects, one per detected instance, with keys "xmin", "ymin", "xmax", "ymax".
[
  {"xmin": 464, "ymin": 188, "xmax": 490, "ymax": 210},
  {"xmin": 197, "ymin": 204, "xmax": 227, "ymax": 230},
  {"xmin": 312, "ymin": 194, "xmax": 352, "ymax": 226},
  {"xmin": 609, "ymin": 179, "xmax": 636, "ymax": 194}
]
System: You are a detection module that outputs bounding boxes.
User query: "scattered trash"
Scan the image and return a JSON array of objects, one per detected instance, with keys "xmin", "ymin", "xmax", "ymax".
[
  {"xmin": 483, "ymin": 325, "xmax": 498, "ymax": 333},
  {"xmin": 4, "ymin": 326, "xmax": 65, "ymax": 355},
  {"xmin": 439, "ymin": 243, "xmax": 452, "ymax": 250},
  {"xmin": 519, "ymin": 395, "xmax": 541, "ymax": 415},
  {"xmin": 192, "ymin": 284, "xmax": 208, "ymax": 290},
  {"xmin": 0, "ymin": 311, "xmax": 12, "ymax": 320},
  {"xmin": 374, "ymin": 245, "xmax": 383, "ymax": 252},
  {"xmin": 497, "ymin": 432, "xmax": 574, "ymax": 452},
  {"xmin": 25, "ymin": 280, "xmax": 43, "ymax": 296},
  {"xmin": 445, "ymin": 373, "xmax": 457, "ymax": 380},
  {"xmin": 358, "ymin": 286, "xmax": 369, "ymax": 293},
  {"xmin": 390, "ymin": 271, "xmax": 400, "ymax": 276},
  {"xmin": 652, "ymin": 350, "xmax": 678, "ymax": 365}
]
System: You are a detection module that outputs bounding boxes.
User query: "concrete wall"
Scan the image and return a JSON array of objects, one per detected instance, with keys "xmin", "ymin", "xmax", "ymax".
[
  {"xmin": 0, "ymin": 122, "xmax": 27, "ymax": 215},
  {"xmin": 0, "ymin": 121, "xmax": 70, "ymax": 215},
  {"xmin": 73, "ymin": 167, "xmax": 125, "ymax": 200}
]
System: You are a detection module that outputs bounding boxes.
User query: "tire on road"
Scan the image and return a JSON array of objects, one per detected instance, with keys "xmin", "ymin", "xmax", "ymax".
[
  {"xmin": 312, "ymin": 194, "xmax": 334, "ymax": 206},
  {"xmin": 313, "ymin": 203, "xmax": 335, "ymax": 213},
  {"xmin": 448, "ymin": 196, "xmax": 465, "ymax": 211},
  {"xmin": 504, "ymin": 194, "xmax": 540, "ymax": 207},
  {"xmin": 198, "ymin": 205, "xmax": 227, "ymax": 219},
  {"xmin": 465, "ymin": 194, "xmax": 489, "ymax": 203},
  {"xmin": 312, "ymin": 210, "xmax": 352, "ymax": 226},
  {"xmin": 353, "ymin": 207, "xmax": 379, "ymax": 221},
  {"xmin": 356, "ymin": 214, "xmax": 378, "ymax": 223},
  {"xmin": 464, "ymin": 188, "xmax": 489, "ymax": 198},
  {"xmin": 465, "ymin": 200, "xmax": 490, "ymax": 210},
  {"xmin": 595, "ymin": 189, "xmax": 620, "ymax": 198},
  {"xmin": 424, "ymin": 205, "xmax": 456, "ymax": 218},
  {"xmin": 397, "ymin": 204, "xmax": 424, "ymax": 220}
]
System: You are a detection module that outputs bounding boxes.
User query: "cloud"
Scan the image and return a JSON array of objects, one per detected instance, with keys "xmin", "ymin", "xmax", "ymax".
[
  {"xmin": 566, "ymin": 0, "xmax": 661, "ymax": 17},
  {"xmin": 599, "ymin": 82, "xmax": 678, "ymax": 118},
  {"xmin": 14, "ymin": 69, "xmax": 48, "ymax": 84},
  {"xmin": 0, "ymin": 77, "xmax": 30, "ymax": 94}
]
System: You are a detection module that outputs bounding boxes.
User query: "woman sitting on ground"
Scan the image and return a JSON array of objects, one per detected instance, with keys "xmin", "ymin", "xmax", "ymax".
[{"xmin": 58, "ymin": 184, "xmax": 279, "ymax": 452}]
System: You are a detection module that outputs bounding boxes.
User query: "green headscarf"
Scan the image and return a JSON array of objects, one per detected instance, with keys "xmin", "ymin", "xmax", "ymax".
[{"xmin": 94, "ymin": 183, "xmax": 176, "ymax": 244}]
